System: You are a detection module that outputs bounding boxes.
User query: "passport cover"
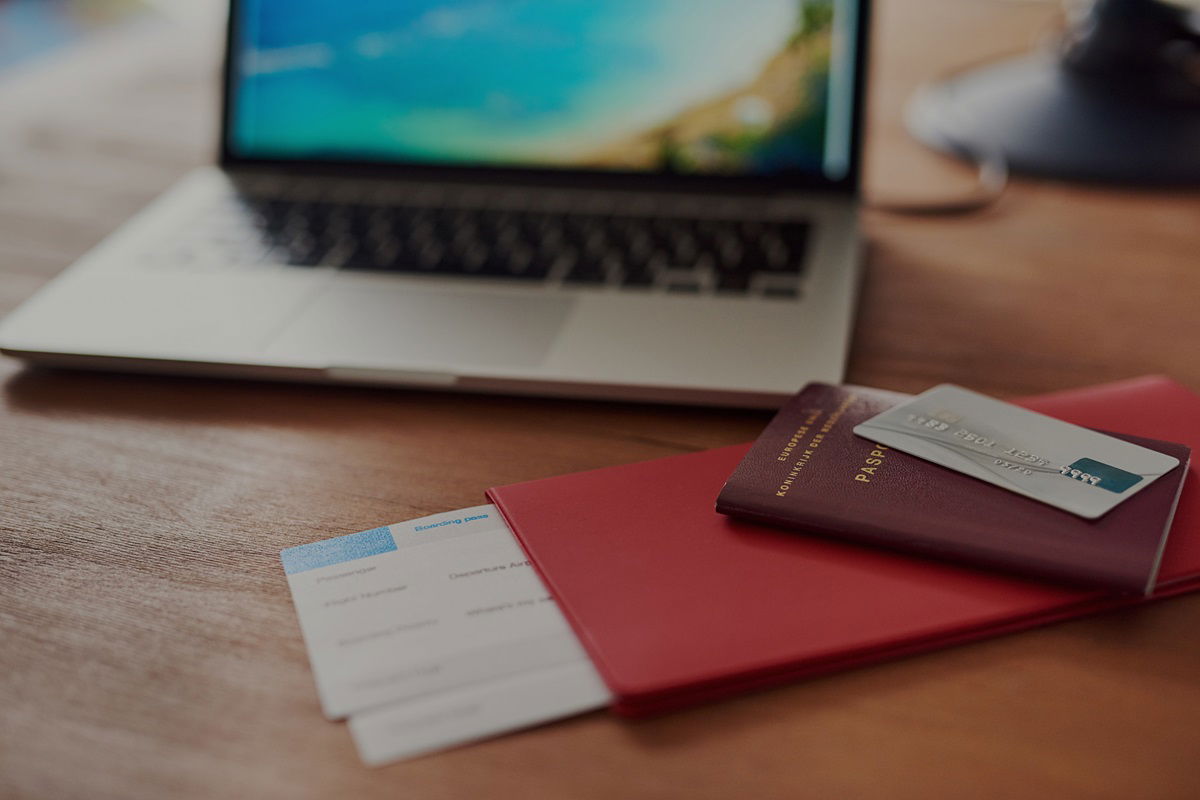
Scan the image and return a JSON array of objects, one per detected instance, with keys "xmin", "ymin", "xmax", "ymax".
[
  {"xmin": 716, "ymin": 383, "xmax": 1190, "ymax": 594},
  {"xmin": 487, "ymin": 376, "xmax": 1200, "ymax": 716}
]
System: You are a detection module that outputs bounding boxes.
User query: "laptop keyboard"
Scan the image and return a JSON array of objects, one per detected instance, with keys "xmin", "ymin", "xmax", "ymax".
[{"xmin": 157, "ymin": 185, "xmax": 811, "ymax": 298}]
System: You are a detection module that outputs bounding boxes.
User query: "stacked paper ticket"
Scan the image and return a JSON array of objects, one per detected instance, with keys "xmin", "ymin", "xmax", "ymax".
[{"xmin": 280, "ymin": 506, "xmax": 609, "ymax": 766}]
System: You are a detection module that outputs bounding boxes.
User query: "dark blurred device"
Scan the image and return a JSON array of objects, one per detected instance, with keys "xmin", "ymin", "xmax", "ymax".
[
  {"xmin": 0, "ymin": 0, "xmax": 871, "ymax": 407},
  {"xmin": 908, "ymin": 0, "xmax": 1200, "ymax": 185}
]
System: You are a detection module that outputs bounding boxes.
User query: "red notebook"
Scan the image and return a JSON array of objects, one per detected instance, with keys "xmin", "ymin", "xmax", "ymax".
[{"xmin": 486, "ymin": 376, "xmax": 1200, "ymax": 716}]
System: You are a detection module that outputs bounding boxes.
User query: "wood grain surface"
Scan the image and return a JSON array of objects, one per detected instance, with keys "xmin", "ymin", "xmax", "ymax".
[{"xmin": 2, "ymin": 2, "xmax": 1199, "ymax": 799}]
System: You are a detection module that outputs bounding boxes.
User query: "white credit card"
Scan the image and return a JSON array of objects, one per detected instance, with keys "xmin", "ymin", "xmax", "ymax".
[
  {"xmin": 280, "ymin": 505, "xmax": 608, "ymax": 721},
  {"xmin": 853, "ymin": 384, "xmax": 1181, "ymax": 519}
]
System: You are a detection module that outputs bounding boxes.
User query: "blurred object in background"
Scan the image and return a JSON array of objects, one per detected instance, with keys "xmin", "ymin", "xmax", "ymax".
[
  {"xmin": 0, "ymin": 0, "xmax": 151, "ymax": 73},
  {"xmin": 908, "ymin": 0, "xmax": 1200, "ymax": 185}
]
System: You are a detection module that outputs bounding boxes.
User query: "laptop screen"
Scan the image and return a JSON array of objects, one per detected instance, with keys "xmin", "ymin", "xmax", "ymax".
[{"xmin": 225, "ymin": 0, "xmax": 864, "ymax": 186}]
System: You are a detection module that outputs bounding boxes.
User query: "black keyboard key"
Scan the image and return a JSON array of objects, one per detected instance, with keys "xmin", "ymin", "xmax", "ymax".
[
  {"xmin": 669, "ymin": 232, "xmax": 699, "ymax": 263},
  {"xmin": 525, "ymin": 252, "xmax": 558, "ymax": 279},
  {"xmin": 618, "ymin": 228, "xmax": 654, "ymax": 262},
  {"xmin": 340, "ymin": 241, "xmax": 407, "ymax": 272},
  {"xmin": 414, "ymin": 242, "xmax": 447, "ymax": 271},
  {"xmin": 450, "ymin": 240, "xmax": 488, "ymax": 273},
  {"xmin": 620, "ymin": 266, "xmax": 654, "ymax": 287},
  {"xmin": 461, "ymin": 247, "xmax": 550, "ymax": 281},
  {"xmin": 779, "ymin": 222, "xmax": 810, "ymax": 261},
  {"xmin": 287, "ymin": 248, "xmax": 330, "ymax": 267},
  {"xmin": 763, "ymin": 285, "xmax": 801, "ymax": 300},
  {"xmin": 756, "ymin": 236, "xmax": 796, "ymax": 273},
  {"xmin": 500, "ymin": 245, "xmax": 536, "ymax": 277},
  {"xmin": 563, "ymin": 258, "xmax": 609, "ymax": 285},
  {"xmin": 714, "ymin": 238, "xmax": 746, "ymax": 272},
  {"xmin": 716, "ymin": 272, "xmax": 751, "ymax": 293}
]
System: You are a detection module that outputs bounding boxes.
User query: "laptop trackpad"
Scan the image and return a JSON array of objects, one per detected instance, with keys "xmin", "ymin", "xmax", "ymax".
[{"xmin": 266, "ymin": 283, "xmax": 573, "ymax": 370}]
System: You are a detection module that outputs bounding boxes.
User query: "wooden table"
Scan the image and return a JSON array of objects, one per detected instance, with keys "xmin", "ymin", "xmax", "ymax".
[{"xmin": 3, "ymin": 3, "xmax": 1199, "ymax": 798}]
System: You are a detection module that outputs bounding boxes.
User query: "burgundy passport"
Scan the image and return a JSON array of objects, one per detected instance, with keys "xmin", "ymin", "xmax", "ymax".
[
  {"xmin": 716, "ymin": 383, "xmax": 1190, "ymax": 594},
  {"xmin": 487, "ymin": 376, "xmax": 1200, "ymax": 717}
]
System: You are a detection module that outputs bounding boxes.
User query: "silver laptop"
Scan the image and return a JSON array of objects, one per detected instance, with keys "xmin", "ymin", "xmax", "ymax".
[{"xmin": 0, "ymin": 0, "xmax": 869, "ymax": 408}]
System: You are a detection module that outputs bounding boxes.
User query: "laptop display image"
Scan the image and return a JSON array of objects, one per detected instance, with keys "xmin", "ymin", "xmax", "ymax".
[
  {"xmin": 230, "ymin": 0, "xmax": 853, "ymax": 180},
  {"xmin": 0, "ymin": 0, "xmax": 870, "ymax": 407}
]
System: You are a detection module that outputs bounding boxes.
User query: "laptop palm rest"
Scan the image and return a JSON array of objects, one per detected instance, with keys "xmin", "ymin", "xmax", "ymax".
[{"xmin": 265, "ymin": 284, "xmax": 574, "ymax": 371}]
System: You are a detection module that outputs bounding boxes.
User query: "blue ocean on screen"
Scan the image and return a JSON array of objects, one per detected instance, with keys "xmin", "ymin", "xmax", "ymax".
[{"xmin": 232, "ymin": 0, "xmax": 834, "ymax": 173}]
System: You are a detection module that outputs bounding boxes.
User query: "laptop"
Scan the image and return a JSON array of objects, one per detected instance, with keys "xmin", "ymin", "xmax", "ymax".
[{"xmin": 0, "ymin": 0, "xmax": 870, "ymax": 408}]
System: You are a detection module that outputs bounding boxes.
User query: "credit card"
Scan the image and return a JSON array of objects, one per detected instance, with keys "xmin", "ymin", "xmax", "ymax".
[{"xmin": 853, "ymin": 384, "xmax": 1181, "ymax": 519}]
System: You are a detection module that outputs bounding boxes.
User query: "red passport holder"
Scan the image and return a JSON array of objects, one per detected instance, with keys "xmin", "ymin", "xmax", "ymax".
[
  {"xmin": 486, "ymin": 376, "xmax": 1200, "ymax": 716},
  {"xmin": 714, "ymin": 383, "xmax": 1189, "ymax": 594}
]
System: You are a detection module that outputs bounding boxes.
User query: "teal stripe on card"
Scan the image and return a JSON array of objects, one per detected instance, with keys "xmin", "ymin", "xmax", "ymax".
[{"xmin": 281, "ymin": 526, "xmax": 396, "ymax": 575}]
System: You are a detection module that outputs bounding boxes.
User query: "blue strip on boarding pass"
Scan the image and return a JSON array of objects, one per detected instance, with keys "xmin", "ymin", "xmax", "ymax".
[{"xmin": 281, "ymin": 526, "xmax": 397, "ymax": 574}]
